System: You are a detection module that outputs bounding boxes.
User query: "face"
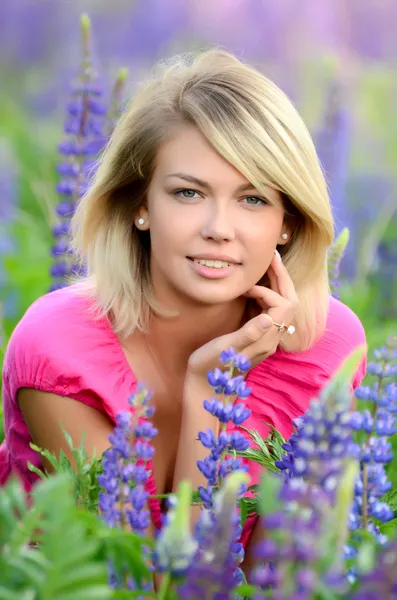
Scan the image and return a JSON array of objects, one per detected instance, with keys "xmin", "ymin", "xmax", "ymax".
[{"xmin": 137, "ymin": 124, "xmax": 289, "ymax": 309}]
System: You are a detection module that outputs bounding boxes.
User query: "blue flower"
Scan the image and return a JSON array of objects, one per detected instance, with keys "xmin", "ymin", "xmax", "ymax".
[
  {"xmin": 197, "ymin": 350, "xmax": 252, "ymax": 512},
  {"xmin": 98, "ymin": 384, "xmax": 157, "ymax": 589},
  {"xmin": 50, "ymin": 15, "xmax": 108, "ymax": 293},
  {"xmin": 176, "ymin": 472, "xmax": 249, "ymax": 599}
]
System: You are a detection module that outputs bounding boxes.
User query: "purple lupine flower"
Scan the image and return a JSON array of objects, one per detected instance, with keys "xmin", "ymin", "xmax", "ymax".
[
  {"xmin": 153, "ymin": 482, "xmax": 199, "ymax": 576},
  {"xmin": 275, "ymin": 390, "xmax": 356, "ymax": 499},
  {"xmin": 350, "ymin": 536, "xmax": 397, "ymax": 600},
  {"xmin": 0, "ymin": 139, "xmax": 18, "ymax": 321},
  {"xmin": 341, "ymin": 336, "xmax": 397, "ymax": 583},
  {"xmin": 98, "ymin": 384, "xmax": 156, "ymax": 532},
  {"xmin": 98, "ymin": 383, "xmax": 156, "ymax": 590},
  {"xmin": 176, "ymin": 471, "xmax": 249, "ymax": 599},
  {"xmin": 250, "ymin": 472, "xmax": 351, "ymax": 598},
  {"xmin": 197, "ymin": 349, "xmax": 252, "ymax": 512},
  {"xmin": 50, "ymin": 14, "xmax": 108, "ymax": 293},
  {"xmin": 315, "ymin": 82, "xmax": 351, "ymax": 239}
]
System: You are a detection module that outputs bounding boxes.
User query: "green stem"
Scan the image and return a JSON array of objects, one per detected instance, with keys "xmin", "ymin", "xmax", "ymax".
[{"xmin": 157, "ymin": 572, "xmax": 172, "ymax": 600}]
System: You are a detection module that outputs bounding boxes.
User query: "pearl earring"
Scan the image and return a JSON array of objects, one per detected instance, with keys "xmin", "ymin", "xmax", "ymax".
[
  {"xmin": 137, "ymin": 218, "xmax": 145, "ymax": 226},
  {"xmin": 281, "ymin": 233, "xmax": 288, "ymax": 240}
]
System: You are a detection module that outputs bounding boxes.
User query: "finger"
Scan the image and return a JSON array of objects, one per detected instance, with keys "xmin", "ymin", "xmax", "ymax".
[
  {"xmin": 270, "ymin": 251, "xmax": 299, "ymax": 304},
  {"xmin": 267, "ymin": 265, "xmax": 280, "ymax": 296},
  {"xmin": 243, "ymin": 284, "xmax": 296, "ymax": 332},
  {"xmin": 244, "ymin": 284, "xmax": 291, "ymax": 312},
  {"xmin": 230, "ymin": 312, "xmax": 274, "ymax": 352}
]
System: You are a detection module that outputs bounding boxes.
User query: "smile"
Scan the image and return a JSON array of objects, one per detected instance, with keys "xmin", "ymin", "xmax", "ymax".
[{"xmin": 187, "ymin": 257, "xmax": 239, "ymax": 279}]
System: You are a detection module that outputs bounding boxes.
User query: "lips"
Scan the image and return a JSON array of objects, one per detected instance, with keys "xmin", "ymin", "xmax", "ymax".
[{"xmin": 187, "ymin": 256, "xmax": 241, "ymax": 265}]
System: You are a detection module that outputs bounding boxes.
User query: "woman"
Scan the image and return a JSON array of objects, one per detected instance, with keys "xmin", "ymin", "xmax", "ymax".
[{"xmin": 0, "ymin": 49, "xmax": 366, "ymax": 571}]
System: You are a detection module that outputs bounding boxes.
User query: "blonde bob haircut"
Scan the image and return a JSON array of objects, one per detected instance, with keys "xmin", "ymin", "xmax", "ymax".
[{"xmin": 70, "ymin": 48, "xmax": 334, "ymax": 353}]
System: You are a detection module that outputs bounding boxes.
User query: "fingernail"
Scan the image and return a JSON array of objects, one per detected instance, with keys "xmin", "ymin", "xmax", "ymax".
[{"xmin": 274, "ymin": 249, "xmax": 282, "ymax": 262}]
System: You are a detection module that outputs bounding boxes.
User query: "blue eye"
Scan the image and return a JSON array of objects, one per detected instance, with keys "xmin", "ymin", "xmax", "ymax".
[
  {"xmin": 175, "ymin": 189, "xmax": 200, "ymax": 199},
  {"xmin": 242, "ymin": 196, "xmax": 268, "ymax": 206}
]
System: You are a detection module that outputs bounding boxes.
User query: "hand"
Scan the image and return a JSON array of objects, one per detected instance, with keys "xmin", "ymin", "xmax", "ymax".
[{"xmin": 187, "ymin": 250, "xmax": 299, "ymax": 379}]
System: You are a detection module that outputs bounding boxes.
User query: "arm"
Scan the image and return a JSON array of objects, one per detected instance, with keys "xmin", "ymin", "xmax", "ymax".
[
  {"xmin": 171, "ymin": 375, "xmax": 220, "ymax": 524},
  {"xmin": 18, "ymin": 388, "xmax": 114, "ymax": 473},
  {"xmin": 19, "ymin": 388, "xmax": 160, "ymax": 586},
  {"xmin": 18, "ymin": 389, "xmax": 155, "ymax": 528},
  {"xmin": 241, "ymin": 517, "xmax": 265, "ymax": 579}
]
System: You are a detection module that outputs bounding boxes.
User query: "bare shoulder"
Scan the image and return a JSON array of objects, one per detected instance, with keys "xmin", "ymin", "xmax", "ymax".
[{"xmin": 18, "ymin": 388, "xmax": 113, "ymax": 470}]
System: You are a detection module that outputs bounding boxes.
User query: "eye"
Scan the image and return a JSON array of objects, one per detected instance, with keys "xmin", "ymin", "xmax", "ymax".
[
  {"xmin": 175, "ymin": 188, "xmax": 201, "ymax": 200},
  {"xmin": 242, "ymin": 196, "xmax": 269, "ymax": 206}
]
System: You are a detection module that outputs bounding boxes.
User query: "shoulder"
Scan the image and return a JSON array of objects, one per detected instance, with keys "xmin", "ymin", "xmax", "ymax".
[
  {"xmin": 277, "ymin": 295, "xmax": 367, "ymax": 378},
  {"xmin": 325, "ymin": 295, "xmax": 367, "ymax": 350},
  {"xmin": 311, "ymin": 296, "xmax": 367, "ymax": 387},
  {"xmin": 2, "ymin": 283, "xmax": 120, "ymax": 402},
  {"xmin": 245, "ymin": 296, "xmax": 367, "ymax": 437},
  {"xmin": 4, "ymin": 283, "xmax": 103, "ymax": 364}
]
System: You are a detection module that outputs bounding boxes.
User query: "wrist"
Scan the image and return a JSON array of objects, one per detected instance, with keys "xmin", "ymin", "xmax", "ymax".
[{"xmin": 183, "ymin": 370, "xmax": 213, "ymax": 404}]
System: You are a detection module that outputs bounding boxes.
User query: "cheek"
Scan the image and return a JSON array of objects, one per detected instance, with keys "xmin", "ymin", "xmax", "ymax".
[{"xmin": 243, "ymin": 218, "xmax": 282, "ymax": 251}]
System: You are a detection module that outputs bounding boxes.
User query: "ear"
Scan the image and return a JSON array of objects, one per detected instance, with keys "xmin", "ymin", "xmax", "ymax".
[
  {"xmin": 134, "ymin": 209, "xmax": 150, "ymax": 231},
  {"xmin": 278, "ymin": 224, "xmax": 292, "ymax": 246}
]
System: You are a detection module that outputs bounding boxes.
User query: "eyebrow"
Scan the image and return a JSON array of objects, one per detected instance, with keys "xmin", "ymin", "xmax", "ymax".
[{"xmin": 165, "ymin": 173, "xmax": 258, "ymax": 193}]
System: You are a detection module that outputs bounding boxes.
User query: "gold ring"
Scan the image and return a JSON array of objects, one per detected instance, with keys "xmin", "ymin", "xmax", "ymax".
[{"xmin": 272, "ymin": 321, "xmax": 295, "ymax": 335}]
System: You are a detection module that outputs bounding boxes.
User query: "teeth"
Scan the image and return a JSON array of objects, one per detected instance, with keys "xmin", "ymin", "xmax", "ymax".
[{"xmin": 193, "ymin": 259, "xmax": 232, "ymax": 268}]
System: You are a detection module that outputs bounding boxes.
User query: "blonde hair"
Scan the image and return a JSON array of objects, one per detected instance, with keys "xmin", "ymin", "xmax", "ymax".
[{"xmin": 70, "ymin": 48, "xmax": 334, "ymax": 353}]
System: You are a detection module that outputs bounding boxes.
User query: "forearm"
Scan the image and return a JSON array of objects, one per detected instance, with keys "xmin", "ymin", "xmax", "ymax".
[
  {"xmin": 171, "ymin": 375, "xmax": 219, "ymax": 519},
  {"xmin": 241, "ymin": 516, "xmax": 265, "ymax": 579}
]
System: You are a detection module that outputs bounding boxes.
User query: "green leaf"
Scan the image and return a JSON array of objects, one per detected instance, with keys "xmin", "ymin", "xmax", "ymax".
[
  {"xmin": 257, "ymin": 472, "xmax": 282, "ymax": 516},
  {"xmin": 27, "ymin": 462, "xmax": 48, "ymax": 479},
  {"xmin": 105, "ymin": 529, "xmax": 152, "ymax": 585},
  {"xmin": 112, "ymin": 591, "xmax": 156, "ymax": 599},
  {"xmin": 0, "ymin": 588, "xmax": 35, "ymax": 600},
  {"xmin": 382, "ymin": 490, "xmax": 397, "ymax": 511},
  {"xmin": 55, "ymin": 586, "xmax": 111, "ymax": 600},
  {"xmin": 240, "ymin": 497, "xmax": 248, "ymax": 527},
  {"xmin": 6, "ymin": 554, "xmax": 48, "ymax": 587},
  {"xmin": 356, "ymin": 540, "xmax": 378, "ymax": 574},
  {"xmin": 315, "ymin": 582, "xmax": 341, "ymax": 600},
  {"xmin": 379, "ymin": 517, "xmax": 397, "ymax": 536},
  {"xmin": 234, "ymin": 583, "xmax": 258, "ymax": 597},
  {"xmin": 52, "ymin": 563, "xmax": 108, "ymax": 590}
]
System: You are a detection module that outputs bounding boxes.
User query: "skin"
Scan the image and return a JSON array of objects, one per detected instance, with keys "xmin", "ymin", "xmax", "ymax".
[
  {"xmin": 19, "ymin": 122, "xmax": 299, "ymax": 581},
  {"xmin": 135, "ymin": 123, "xmax": 291, "ymax": 372}
]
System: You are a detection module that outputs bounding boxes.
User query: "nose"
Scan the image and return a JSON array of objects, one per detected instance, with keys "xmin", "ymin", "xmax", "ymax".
[{"xmin": 200, "ymin": 204, "xmax": 236, "ymax": 242}]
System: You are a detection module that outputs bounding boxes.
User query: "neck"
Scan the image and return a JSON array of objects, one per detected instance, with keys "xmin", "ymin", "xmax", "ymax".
[{"xmin": 144, "ymin": 296, "xmax": 248, "ymax": 376}]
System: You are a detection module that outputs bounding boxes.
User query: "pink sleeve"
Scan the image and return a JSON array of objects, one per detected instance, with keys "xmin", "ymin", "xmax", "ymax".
[
  {"xmin": 3, "ymin": 308, "xmax": 101, "ymax": 413},
  {"xmin": 246, "ymin": 296, "xmax": 367, "ymax": 444},
  {"xmin": 240, "ymin": 298, "xmax": 367, "ymax": 548},
  {"xmin": 1, "ymin": 289, "xmax": 132, "ymax": 422}
]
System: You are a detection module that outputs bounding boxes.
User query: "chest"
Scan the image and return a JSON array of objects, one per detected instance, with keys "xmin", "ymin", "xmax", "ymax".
[{"xmin": 121, "ymin": 340, "xmax": 186, "ymax": 496}]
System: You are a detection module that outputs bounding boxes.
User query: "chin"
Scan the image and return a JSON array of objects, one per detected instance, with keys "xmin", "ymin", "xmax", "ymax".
[{"xmin": 182, "ymin": 285, "xmax": 244, "ymax": 307}]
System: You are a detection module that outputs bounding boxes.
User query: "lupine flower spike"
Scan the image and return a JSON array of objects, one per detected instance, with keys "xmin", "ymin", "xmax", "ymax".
[
  {"xmin": 98, "ymin": 383, "xmax": 157, "ymax": 590},
  {"xmin": 176, "ymin": 471, "xmax": 250, "ymax": 599},
  {"xmin": 197, "ymin": 347, "xmax": 252, "ymax": 510},
  {"xmin": 346, "ymin": 335, "xmax": 397, "ymax": 581},
  {"xmin": 50, "ymin": 14, "xmax": 107, "ymax": 292},
  {"xmin": 104, "ymin": 67, "xmax": 129, "ymax": 137}
]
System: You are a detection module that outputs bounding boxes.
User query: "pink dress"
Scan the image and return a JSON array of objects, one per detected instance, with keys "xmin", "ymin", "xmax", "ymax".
[{"xmin": 0, "ymin": 284, "xmax": 367, "ymax": 548}]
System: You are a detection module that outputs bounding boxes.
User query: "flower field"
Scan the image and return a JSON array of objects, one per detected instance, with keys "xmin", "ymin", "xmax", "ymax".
[{"xmin": 1, "ymin": 3, "xmax": 397, "ymax": 598}]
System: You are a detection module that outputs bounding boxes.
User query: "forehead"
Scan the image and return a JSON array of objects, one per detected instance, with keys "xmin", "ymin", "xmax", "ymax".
[
  {"xmin": 153, "ymin": 124, "xmax": 244, "ymax": 179},
  {"xmin": 151, "ymin": 123, "xmax": 284, "ymax": 206}
]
